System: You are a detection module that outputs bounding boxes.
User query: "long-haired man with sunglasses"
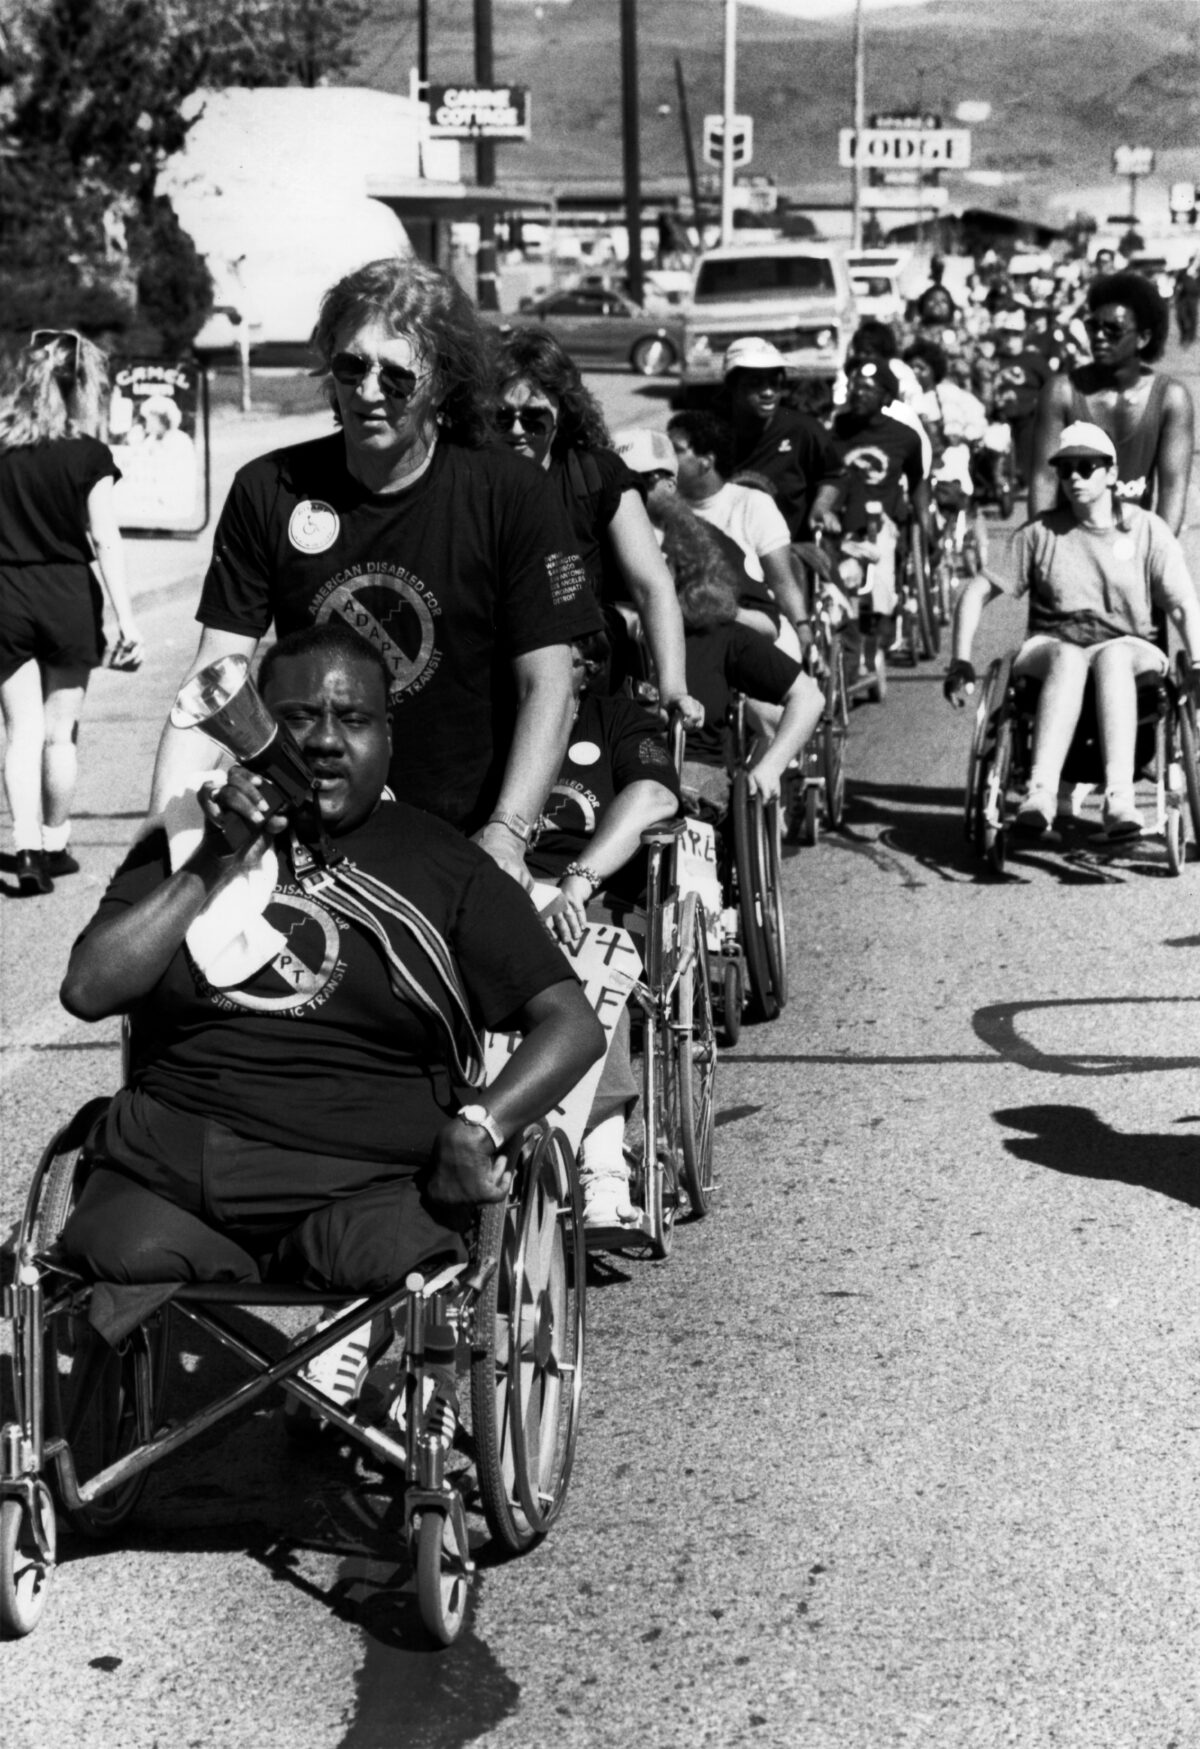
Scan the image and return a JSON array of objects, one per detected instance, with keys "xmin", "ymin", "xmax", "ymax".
[
  {"xmin": 1028, "ymin": 271, "xmax": 1194, "ymax": 536},
  {"xmin": 946, "ymin": 421, "xmax": 1200, "ymax": 840},
  {"xmin": 150, "ymin": 258, "xmax": 601, "ymax": 891}
]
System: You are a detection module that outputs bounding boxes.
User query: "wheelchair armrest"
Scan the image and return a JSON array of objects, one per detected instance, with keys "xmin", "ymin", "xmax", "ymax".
[{"xmin": 640, "ymin": 819, "xmax": 688, "ymax": 848}]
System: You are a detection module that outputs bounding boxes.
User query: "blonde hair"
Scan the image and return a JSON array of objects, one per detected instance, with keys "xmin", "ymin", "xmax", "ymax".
[{"xmin": 0, "ymin": 333, "xmax": 111, "ymax": 451}]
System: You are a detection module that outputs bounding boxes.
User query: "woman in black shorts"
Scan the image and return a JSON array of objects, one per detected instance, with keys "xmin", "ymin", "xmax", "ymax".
[{"xmin": 0, "ymin": 331, "xmax": 142, "ymax": 895}]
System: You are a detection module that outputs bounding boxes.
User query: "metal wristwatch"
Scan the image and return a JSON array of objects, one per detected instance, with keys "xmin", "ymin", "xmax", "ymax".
[
  {"xmin": 456, "ymin": 1104, "xmax": 505, "ymax": 1151},
  {"xmin": 487, "ymin": 808, "xmax": 531, "ymax": 843}
]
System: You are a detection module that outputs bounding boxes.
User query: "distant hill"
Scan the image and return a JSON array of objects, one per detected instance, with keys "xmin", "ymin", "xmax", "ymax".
[{"xmin": 348, "ymin": 0, "xmax": 1200, "ymax": 220}]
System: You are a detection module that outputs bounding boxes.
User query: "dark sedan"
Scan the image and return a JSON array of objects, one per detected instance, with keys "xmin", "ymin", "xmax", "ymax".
[{"xmin": 503, "ymin": 286, "xmax": 683, "ymax": 376}]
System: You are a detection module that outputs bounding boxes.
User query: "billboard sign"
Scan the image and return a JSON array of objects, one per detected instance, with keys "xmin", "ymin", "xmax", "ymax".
[
  {"xmin": 703, "ymin": 114, "xmax": 754, "ymax": 168},
  {"xmin": 1112, "ymin": 145, "xmax": 1155, "ymax": 178},
  {"xmin": 839, "ymin": 127, "xmax": 971, "ymax": 169},
  {"xmin": 426, "ymin": 84, "xmax": 531, "ymax": 140},
  {"xmin": 109, "ymin": 360, "xmax": 203, "ymax": 532}
]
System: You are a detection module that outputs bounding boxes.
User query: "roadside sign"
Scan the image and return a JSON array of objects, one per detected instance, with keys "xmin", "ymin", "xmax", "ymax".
[
  {"xmin": 1112, "ymin": 145, "xmax": 1155, "ymax": 178},
  {"xmin": 703, "ymin": 114, "xmax": 753, "ymax": 168},
  {"xmin": 839, "ymin": 127, "xmax": 971, "ymax": 169},
  {"xmin": 110, "ymin": 360, "xmax": 208, "ymax": 535},
  {"xmin": 426, "ymin": 84, "xmax": 531, "ymax": 140},
  {"xmin": 1169, "ymin": 181, "xmax": 1197, "ymax": 214}
]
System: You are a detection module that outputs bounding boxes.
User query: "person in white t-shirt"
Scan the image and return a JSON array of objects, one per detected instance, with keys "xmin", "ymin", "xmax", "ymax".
[{"xmin": 663, "ymin": 409, "xmax": 810, "ymax": 658}]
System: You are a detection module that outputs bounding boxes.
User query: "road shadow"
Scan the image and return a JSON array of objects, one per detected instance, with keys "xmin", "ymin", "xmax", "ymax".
[{"xmin": 995, "ymin": 1103, "xmax": 1200, "ymax": 1210}]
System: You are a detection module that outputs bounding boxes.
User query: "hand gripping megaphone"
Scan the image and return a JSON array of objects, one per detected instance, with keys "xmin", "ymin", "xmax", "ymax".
[{"xmin": 170, "ymin": 653, "xmax": 317, "ymax": 823}]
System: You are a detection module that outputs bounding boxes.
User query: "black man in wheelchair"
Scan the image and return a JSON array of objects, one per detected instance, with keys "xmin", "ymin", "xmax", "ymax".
[
  {"xmin": 944, "ymin": 422, "xmax": 1200, "ymax": 840},
  {"xmin": 56, "ymin": 623, "xmax": 604, "ymax": 1402}
]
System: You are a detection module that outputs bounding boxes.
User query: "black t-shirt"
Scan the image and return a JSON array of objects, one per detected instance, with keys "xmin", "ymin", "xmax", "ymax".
[
  {"xmin": 526, "ymin": 692, "xmax": 681, "ymax": 891},
  {"xmin": 684, "ymin": 622, "xmax": 802, "ymax": 765},
  {"xmin": 81, "ymin": 801, "xmax": 575, "ymax": 1165},
  {"xmin": 0, "ymin": 436, "xmax": 119, "ymax": 568},
  {"xmin": 831, "ymin": 410, "xmax": 924, "ymax": 529},
  {"xmin": 992, "ymin": 349, "xmax": 1050, "ymax": 421},
  {"xmin": 198, "ymin": 433, "xmax": 601, "ymax": 831},
  {"xmin": 551, "ymin": 446, "xmax": 644, "ymax": 604},
  {"xmin": 730, "ymin": 409, "xmax": 843, "ymax": 540}
]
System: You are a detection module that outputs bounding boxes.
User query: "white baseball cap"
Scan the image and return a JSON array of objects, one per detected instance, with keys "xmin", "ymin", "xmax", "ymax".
[
  {"xmin": 722, "ymin": 337, "xmax": 789, "ymax": 377},
  {"xmin": 1049, "ymin": 421, "xmax": 1117, "ymax": 465},
  {"xmin": 611, "ymin": 426, "xmax": 678, "ymax": 478}
]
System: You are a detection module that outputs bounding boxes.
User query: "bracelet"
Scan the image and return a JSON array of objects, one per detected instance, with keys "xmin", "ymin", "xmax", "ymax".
[{"xmin": 562, "ymin": 861, "xmax": 601, "ymax": 894}]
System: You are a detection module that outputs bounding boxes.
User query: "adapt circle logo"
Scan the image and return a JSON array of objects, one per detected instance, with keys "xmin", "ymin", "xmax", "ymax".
[{"xmin": 313, "ymin": 568, "xmax": 441, "ymax": 700}]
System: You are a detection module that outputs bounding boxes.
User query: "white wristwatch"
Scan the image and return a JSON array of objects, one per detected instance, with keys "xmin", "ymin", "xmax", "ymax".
[{"xmin": 456, "ymin": 1104, "xmax": 505, "ymax": 1151}]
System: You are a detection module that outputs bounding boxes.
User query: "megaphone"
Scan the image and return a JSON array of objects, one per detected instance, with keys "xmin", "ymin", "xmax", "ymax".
[{"xmin": 171, "ymin": 654, "xmax": 315, "ymax": 819}]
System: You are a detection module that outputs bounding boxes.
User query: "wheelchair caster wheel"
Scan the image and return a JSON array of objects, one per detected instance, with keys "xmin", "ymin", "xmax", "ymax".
[
  {"xmin": 0, "ymin": 1484, "xmax": 56, "ymax": 1639},
  {"xmin": 721, "ymin": 959, "xmax": 743, "ymax": 1047},
  {"xmin": 416, "ymin": 1509, "xmax": 469, "ymax": 1646}
]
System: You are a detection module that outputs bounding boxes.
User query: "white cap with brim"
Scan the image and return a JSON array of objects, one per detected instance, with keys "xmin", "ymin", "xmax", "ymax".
[
  {"xmin": 1049, "ymin": 421, "xmax": 1117, "ymax": 465},
  {"xmin": 611, "ymin": 426, "xmax": 678, "ymax": 478},
  {"xmin": 722, "ymin": 337, "xmax": 789, "ymax": 377}
]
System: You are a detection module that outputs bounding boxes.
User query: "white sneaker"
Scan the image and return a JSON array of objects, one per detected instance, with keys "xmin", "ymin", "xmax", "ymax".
[
  {"xmin": 1102, "ymin": 788, "xmax": 1143, "ymax": 840},
  {"xmin": 296, "ymin": 1303, "xmax": 388, "ymax": 1409},
  {"xmin": 581, "ymin": 1116, "xmax": 637, "ymax": 1225}
]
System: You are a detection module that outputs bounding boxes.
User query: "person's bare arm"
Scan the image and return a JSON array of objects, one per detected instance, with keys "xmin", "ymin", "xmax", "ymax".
[
  {"xmin": 427, "ymin": 979, "xmax": 606, "ymax": 1205},
  {"xmin": 1154, "ymin": 380, "xmax": 1195, "ymax": 536},
  {"xmin": 1028, "ymin": 373, "xmax": 1075, "ymax": 519},
  {"xmin": 85, "ymin": 476, "xmax": 141, "ymax": 652},
  {"xmin": 542, "ymin": 777, "xmax": 679, "ymax": 946},
  {"xmin": 760, "ymin": 543, "xmax": 810, "ymax": 629},
  {"xmin": 148, "ymin": 626, "xmax": 261, "ymax": 816},
  {"xmin": 472, "ymin": 643, "xmax": 575, "ymax": 891},
  {"xmin": 606, "ymin": 489, "xmax": 701, "ymax": 723}
]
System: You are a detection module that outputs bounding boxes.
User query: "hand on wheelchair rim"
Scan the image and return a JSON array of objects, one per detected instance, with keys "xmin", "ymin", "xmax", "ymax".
[
  {"xmin": 428, "ymin": 1121, "xmax": 514, "ymax": 1207},
  {"xmin": 943, "ymin": 658, "xmax": 977, "ymax": 708}
]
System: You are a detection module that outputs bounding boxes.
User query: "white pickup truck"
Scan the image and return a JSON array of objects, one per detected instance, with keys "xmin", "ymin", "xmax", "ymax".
[{"xmin": 677, "ymin": 240, "xmax": 858, "ymax": 400}]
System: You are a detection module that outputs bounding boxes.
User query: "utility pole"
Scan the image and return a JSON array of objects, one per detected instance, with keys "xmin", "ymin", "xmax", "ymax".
[
  {"xmin": 720, "ymin": 0, "xmax": 736, "ymax": 246},
  {"xmin": 620, "ymin": 0, "xmax": 644, "ymax": 304},
  {"xmin": 418, "ymin": 0, "xmax": 428, "ymax": 82},
  {"xmin": 674, "ymin": 57, "xmax": 701, "ymax": 223},
  {"xmin": 474, "ymin": 0, "xmax": 499, "ymax": 311},
  {"xmin": 851, "ymin": 0, "xmax": 864, "ymax": 250}
]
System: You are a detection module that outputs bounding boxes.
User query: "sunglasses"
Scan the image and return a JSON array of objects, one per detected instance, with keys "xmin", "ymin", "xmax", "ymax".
[
  {"xmin": 1084, "ymin": 319, "xmax": 1136, "ymax": 342},
  {"xmin": 31, "ymin": 328, "xmax": 82, "ymax": 376},
  {"xmin": 329, "ymin": 352, "xmax": 422, "ymax": 399},
  {"xmin": 495, "ymin": 405, "xmax": 556, "ymax": 436},
  {"xmin": 1052, "ymin": 456, "xmax": 1107, "ymax": 479}
]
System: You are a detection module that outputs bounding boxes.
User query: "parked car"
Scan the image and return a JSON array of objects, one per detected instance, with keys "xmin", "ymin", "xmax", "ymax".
[
  {"xmin": 504, "ymin": 286, "xmax": 683, "ymax": 375},
  {"xmin": 678, "ymin": 241, "xmax": 857, "ymax": 396},
  {"xmin": 845, "ymin": 249, "xmax": 910, "ymax": 327}
]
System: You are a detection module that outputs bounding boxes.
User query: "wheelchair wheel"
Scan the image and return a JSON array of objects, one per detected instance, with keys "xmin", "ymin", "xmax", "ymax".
[
  {"xmin": 802, "ymin": 782, "xmax": 819, "ymax": 846},
  {"xmin": 415, "ymin": 1509, "xmax": 469, "ymax": 1645},
  {"xmin": 0, "ymin": 1484, "xmax": 56, "ymax": 1639},
  {"xmin": 38, "ymin": 1131, "xmax": 168, "ymax": 1539},
  {"xmin": 471, "ymin": 1127, "xmax": 584, "ymax": 1554},
  {"xmin": 732, "ymin": 777, "xmax": 788, "ymax": 1018},
  {"xmin": 978, "ymin": 718, "xmax": 1014, "ymax": 876},
  {"xmin": 823, "ymin": 649, "xmax": 848, "ymax": 829},
  {"xmin": 906, "ymin": 523, "xmax": 937, "ymax": 661},
  {"xmin": 1177, "ymin": 698, "xmax": 1200, "ymax": 849},
  {"xmin": 1165, "ymin": 800, "xmax": 1185, "ymax": 875},
  {"xmin": 677, "ymin": 893, "xmax": 717, "ymax": 1218}
]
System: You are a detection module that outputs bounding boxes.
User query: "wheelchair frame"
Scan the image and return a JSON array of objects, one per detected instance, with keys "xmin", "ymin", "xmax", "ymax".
[
  {"xmin": 964, "ymin": 649, "xmax": 1200, "ymax": 877},
  {"xmin": 1, "ymin": 1106, "xmax": 583, "ymax": 1645},
  {"xmin": 788, "ymin": 573, "xmax": 850, "ymax": 848}
]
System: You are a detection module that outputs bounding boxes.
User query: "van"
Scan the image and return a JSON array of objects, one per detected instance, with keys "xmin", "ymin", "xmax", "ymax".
[{"xmin": 678, "ymin": 242, "xmax": 857, "ymax": 394}]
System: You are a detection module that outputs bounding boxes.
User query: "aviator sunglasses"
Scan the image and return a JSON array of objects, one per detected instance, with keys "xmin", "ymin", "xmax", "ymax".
[
  {"xmin": 1084, "ymin": 317, "xmax": 1136, "ymax": 343},
  {"xmin": 1052, "ymin": 456, "xmax": 1107, "ymax": 479},
  {"xmin": 495, "ymin": 405, "xmax": 557, "ymax": 436},
  {"xmin": 329, "ymin": 351, "xmax": 422, "ymax": 399},
  {"xmin": 31, "ymin": 328, "xmax": 82, "ymax": 379}
]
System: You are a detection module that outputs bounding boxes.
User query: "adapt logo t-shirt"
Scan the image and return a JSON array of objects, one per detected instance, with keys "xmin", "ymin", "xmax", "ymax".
[{"xmin": 199, "ymin": 434, "xmax": 600, "ymax": 830}]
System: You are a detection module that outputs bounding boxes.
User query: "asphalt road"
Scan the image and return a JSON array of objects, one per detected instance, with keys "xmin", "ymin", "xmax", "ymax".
[{"xmin": 5, "ymin": 352, "xmax": 1200, "ymax": 1749}]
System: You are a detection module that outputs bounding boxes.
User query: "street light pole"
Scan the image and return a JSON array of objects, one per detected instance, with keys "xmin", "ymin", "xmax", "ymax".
[
  {"xmin": 620, "ymin": 0, "xmax": 645, "ymax": 305},
  {"xmin": 851, "ymin": 0, "xmax": 864, "ymax": 250},
  {"xmin": 474, "ymin": 0, "xmax": 499, "ymax": 311},
  {"xmin": 720, "ymin": 0, "xmax": 736, "ymax": 246}
]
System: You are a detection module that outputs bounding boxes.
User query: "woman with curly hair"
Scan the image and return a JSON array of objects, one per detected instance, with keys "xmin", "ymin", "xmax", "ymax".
[
  {"xmin": 655, "ymin": 496, "xmax": 822, "ymax": 812},
  {"xmin": 0, "ymin": 330, "xmax": 141, "ymax": 895},
  {"xmin": 151, "ymin": 261, "xmax": 601, "ymax": 891},
  {"xmin": 492, "ymin": 327, "xmax": 700, "ymax": 727}
]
